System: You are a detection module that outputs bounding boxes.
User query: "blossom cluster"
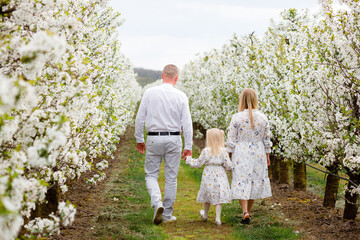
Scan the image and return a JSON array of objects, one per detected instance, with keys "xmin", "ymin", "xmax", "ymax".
[
  {"xmin": 23, "ymin": 201, "xmax": 77, "ymax": 238},
  {"xmin": 0, "ymin": 0, "xmax": 140, "ymax": 239},
  {"xmin": 180, "ymin": 0, "xmax": 360, "ymax": 194}
]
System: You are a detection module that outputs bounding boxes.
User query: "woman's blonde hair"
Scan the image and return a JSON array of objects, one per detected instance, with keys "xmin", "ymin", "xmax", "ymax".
[
  {"xmin": 206, "ymin": 128, "xmax": 225, "ymax": 156},
  {"xmin": 238, "ymin": 88, "xmax": 259, "ymax": 130}
]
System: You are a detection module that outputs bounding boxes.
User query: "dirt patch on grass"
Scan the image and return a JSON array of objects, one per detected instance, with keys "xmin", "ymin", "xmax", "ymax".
[{"xmin": 268, "ymin": 183, "xmax": 360, "ymax": 240}]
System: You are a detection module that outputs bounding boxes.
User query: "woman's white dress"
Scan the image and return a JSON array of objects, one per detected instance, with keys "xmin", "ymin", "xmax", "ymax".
[
  {"xmin": 186, "ymin": 148, "xmax": 232, "ymax": 205},
  {"xmin": 226, "ymin": 109, "xmax": 272, "ymax": 200}
]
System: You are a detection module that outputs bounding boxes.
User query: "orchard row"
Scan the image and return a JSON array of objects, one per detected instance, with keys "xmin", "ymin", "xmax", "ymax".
[
  {"xmin": 0, "ymin": 0, "xmax": 140, "ymax": 239},
  {"xmin": 179, "ymin": 0, "xmax": 360, "ymax": 221}
]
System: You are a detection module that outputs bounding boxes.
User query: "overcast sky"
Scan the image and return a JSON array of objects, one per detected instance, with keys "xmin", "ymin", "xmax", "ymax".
[{"xmin": 110, "ymin": 0, "xmax": 320, "ymax": 71}]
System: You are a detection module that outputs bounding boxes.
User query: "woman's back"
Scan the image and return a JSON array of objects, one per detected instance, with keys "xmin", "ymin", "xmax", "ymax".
[{"xmin": 229, "ymin": 109, "xmax": 269, "ymax": 143}]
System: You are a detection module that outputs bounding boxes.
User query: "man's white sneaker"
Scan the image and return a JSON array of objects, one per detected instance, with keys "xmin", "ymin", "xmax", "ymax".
[
  {"xmin": 163, "ymin": 216, "xmax": 177, "ymax": 223},
  {"xmin": 153, "ymin": 205, "xmax": 164, "ymax": 225}
]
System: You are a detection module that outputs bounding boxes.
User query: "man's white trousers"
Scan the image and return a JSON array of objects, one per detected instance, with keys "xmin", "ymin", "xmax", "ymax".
[{"xmin": 145, "ymin": 135, "xmax": 182, "ymax": 219}]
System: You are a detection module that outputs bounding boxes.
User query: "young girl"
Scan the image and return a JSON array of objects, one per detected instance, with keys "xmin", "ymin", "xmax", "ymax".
[{"xmin": 186, "ymin": 128, "xmax": 232, "ymax": 226}]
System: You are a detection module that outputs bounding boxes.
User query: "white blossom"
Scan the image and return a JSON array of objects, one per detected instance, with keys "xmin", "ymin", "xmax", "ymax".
[{"xmin": 0, "ymin": 0, "xmax": 139, "ymax": 238}]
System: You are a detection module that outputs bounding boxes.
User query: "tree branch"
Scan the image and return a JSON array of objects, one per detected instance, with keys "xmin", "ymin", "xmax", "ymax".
[{"xmin": 0, "ymin": 7, "xmax": 16, "ymax": 15}]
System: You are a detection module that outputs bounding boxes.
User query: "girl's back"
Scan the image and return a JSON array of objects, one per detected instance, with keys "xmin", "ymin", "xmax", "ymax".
[
  {"xmin": 203, "ymin": 148, "xmax": 229, "ymax": 166},
  {"xmin": 186, "ymin": 147, "xmax": 232, "ymax": 170}
]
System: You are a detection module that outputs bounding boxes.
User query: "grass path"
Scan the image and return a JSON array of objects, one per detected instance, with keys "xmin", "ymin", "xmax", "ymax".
[
  {"xmin": 58, "ymin": 126, "xmax": 300, "ymax": 239},
  {"xmin": 57, "ymin": 125, "xmax": 360, "ymax": 240}
]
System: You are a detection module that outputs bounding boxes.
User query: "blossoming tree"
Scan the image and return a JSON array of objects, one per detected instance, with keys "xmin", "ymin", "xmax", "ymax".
[
  {"xmin": 180, "ymin": 0, "xmax": 359, "ymax": 220},
  {"xmin": 304, "ymin": 0, "xmax": 360, "ymax": 219},
  {"xmin": 0, "ymin": 0, "xmax": 140, "ymax": 238}
]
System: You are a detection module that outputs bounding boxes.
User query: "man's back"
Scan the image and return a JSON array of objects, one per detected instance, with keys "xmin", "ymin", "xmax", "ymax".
[
  {"xmin": 144, "ymin": 83, "xmax": 187, "ymax": 132},
  {"xmin": 135, "ymin": 83, "xmax": 192, "ymax": 150}
]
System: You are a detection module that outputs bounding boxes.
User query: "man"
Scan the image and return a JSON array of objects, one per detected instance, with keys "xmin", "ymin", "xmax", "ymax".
[{"xmin": 134, "ymin": 64, "xmax": 193, "ymax": 225}]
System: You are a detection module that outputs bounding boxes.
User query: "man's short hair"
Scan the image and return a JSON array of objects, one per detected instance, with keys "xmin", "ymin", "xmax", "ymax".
[{"xmin": 163, "ymin": 64, "xmax": 179, "ymax": 78}]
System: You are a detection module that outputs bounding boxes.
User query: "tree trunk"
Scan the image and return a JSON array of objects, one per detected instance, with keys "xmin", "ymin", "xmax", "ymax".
[
  {"xmin": 293, "ymin": 162, "xmax": 306, "ymax": 191},
  {"xmin": 279, "ymin": 158, "xmax": 290, "ymax": 184},
  {"xmin": 270, "ymin": 155, "xmax": 280, "ymax": 182},
  {"xmin": 193, "ymin": 122, "xmax": 206, "ymax": 137},
  {"xmin": 323, "ymin": 166, "xmax": 340, "ymax": 208},
  {"xmin": 31, "ymin": 183, "xmax": 60, "ymax": 218},
  {"xmin": 343, "ymin": 174, "xmax": 359, "ymax": 220}
]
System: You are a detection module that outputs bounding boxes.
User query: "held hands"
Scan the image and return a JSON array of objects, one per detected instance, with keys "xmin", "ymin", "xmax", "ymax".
[
  {"xmin": 182, "ymin": 149, "xmax": 192, "ymax": 160},
  {"xmin": 136, "ymin": 142, "xmax": 146, "ymax": 154}
]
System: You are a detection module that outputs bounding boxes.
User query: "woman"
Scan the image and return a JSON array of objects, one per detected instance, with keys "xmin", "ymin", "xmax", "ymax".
[{"xmin": 226, "ymin": 88, "xmax": 272, "ymax": 224}]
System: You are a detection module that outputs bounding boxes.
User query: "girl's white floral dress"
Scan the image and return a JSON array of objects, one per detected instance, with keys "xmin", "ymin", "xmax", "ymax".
[
  {"xmin": 186, "ymin": 147, "xmax": 232, "ymax": 205},
  {"xmin": 226, "ymin": 109, "xmax": 272, "ymax": 200}
]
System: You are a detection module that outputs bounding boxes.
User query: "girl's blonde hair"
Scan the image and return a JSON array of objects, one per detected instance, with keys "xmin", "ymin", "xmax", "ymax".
[
  {"xmin": 238, "ymin": 88, "xmax": 259, "ymax": 130},
  {"xmin": 206, "ymin": 128, "xmax": 225, "ymax": 156}
]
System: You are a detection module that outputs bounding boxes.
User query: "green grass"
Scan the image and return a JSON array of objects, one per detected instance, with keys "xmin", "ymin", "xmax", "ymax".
[
  {"xmin": 222, "ymin": 198, "xmax": 299, "ymax": 240},
  {"xmin": 234, "ymin": 224, "xmax": 299, "ymax": 240},
  {"xmin": 306, "ymin": 166, "xmax": 327, "ymax": 198},
  {"xmin": 120, "ymin": 145, "xmax": 167, "ymax": 239}
]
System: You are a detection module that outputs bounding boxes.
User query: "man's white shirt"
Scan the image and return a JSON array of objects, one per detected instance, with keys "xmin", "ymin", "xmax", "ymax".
[{"xmin": 135, "ymin": 83, "xmax": 193, "ymax": 150}]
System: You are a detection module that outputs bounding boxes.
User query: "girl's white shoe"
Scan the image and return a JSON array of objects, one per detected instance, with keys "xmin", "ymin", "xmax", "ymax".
[
  {"xmin": 199, "ymin": 210, "xmax": 208, "ymax": 222},
  {"xmin": 215, "ymin": 219, "xmax": 222, "ymax": 226}
]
